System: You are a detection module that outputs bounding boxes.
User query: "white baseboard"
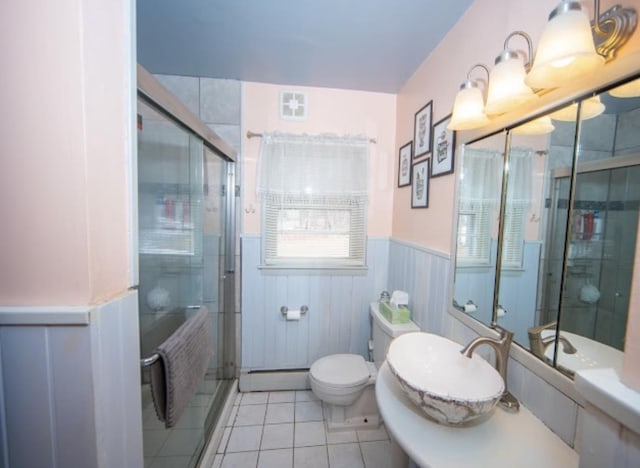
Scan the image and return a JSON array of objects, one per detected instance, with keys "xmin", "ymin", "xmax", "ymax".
[{"xmin": 239, "ymin": 369, "xmax": 310, "ymax": 392}]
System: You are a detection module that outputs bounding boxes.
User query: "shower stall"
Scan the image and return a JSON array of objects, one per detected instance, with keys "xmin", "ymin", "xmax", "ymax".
[
  {"xmin": 541, "ymin": 92, "xmax": 640, "ymax": 353},
  {"xmin": 136, "ymin": 72, "xmax": 236, "ymax": 467}
]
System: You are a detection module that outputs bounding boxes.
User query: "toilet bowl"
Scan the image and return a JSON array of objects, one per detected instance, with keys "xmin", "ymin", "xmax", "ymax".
[{"xmin": 308, "ymin": 303, "xmax": 420, "ymax": 431}]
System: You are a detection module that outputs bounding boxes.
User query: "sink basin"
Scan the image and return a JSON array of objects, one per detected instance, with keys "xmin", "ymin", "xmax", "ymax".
[
  {"xmin": 386, "ymin": 332, "xmax": 504, "ymax": 425},
  {"xmin": 542, "ymin": 330, "xmax": 623, "ymax": 376}
]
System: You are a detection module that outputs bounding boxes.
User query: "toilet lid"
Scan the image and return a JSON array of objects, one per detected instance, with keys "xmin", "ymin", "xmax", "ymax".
[{"xmin": 310, "ymin": 354, "xmax": 371, "ymax": 388}]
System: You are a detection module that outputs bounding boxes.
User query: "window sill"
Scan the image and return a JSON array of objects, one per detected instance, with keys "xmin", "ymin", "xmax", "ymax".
[{"xmin": 258, "ymin": 265, "xmax": 368, "ymax": 276}]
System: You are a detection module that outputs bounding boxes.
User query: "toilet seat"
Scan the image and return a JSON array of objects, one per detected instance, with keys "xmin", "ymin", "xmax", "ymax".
[{"xmin": 309, "ymin": 354, "xmax": 371, "ymax": 388}]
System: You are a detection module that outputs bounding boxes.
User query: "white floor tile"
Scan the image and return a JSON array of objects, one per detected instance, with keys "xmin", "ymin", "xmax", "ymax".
[
  {"xmin": 158, "ymin": 429, "xmax": 202, "ymax": 456},
  {"xmin": 143, "ymin": 430, "xmax": 170, "ymax": 457},
  {"xmin": 295, "ymin": 421, "xmax": 327, "ymax": 447},
  {"xmin": 294, "ymin": 446, "xmax": 329, "ymax": 468},
  {"xmin": 235, "ymin": 403, "xmax": 266, "ymax": 426},
  {"xmin": 357, "ymin": 424, "xmax": 388, "ymax": 442},
  {"xmin": 295, "ymin": 401, "xmax": 324, "ymax": 422},
  {"xmin": 328, "ymin": 443, "xmax": 365, "ymax": 468},
  {"xmin": 268, "ymin": 391, "xmax": 296, "ymax": 404},
  {"xmin": 261, "ymin": 423, "xmax": 294, "ymax": 450},
  {"xmin": 233, "ymin": 393, "xmax": 242, "ymax": 406},
  {"xmin": 360, "ymin": 440, "xmax": 392, "ymax": 468},
  {"xmin": 221, "ymin": 451, "xmax": 259, "ymax": 468},
  {"xmin": 265, "ymin": 402, "xmax": 294, "ymax": 424},
  {"xmin": 326, "ymin": 429, "xmax": 358, "ymax": 445},
  {"xmin": 240, "ymin": 392, "xmax": 269, "ymax": 405},
  {"xmin": 296, "ymin": 390, "xmax": 319, "ymax": 402},
  {"xmin": 226, "ymin": 425, "xmax": 263, "ymax": 453},
  {"xmin": 257, "ymin": 448, "xmax": 293, "ymax": 468},
  {"xmin": 174, "ymin": 405, "xmax": 207, "ymax": 429},
  {"xmin": 148, "ymin": 455, "xmax": 192, "ymax": 468}
]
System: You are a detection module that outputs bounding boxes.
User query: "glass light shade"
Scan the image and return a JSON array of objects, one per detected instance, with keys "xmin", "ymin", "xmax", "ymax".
[
  {"xmin": 448, "ymin": 85, "xmax": 490, "ymax": 130},
  {"xmin": 609, "ymin": 78, "xmax": 640, "ymax": 98},
  {"xmin": 486, "ymin": 55, "xmax": 536, "ymax": 115},
  {"xmin": 549, "ymin": 95, "xmax": 605, "ymax": 121},
  {"xmin": 525, "ymin": 3, "xmax": 604, "ymax": 89},
  {"xmin": 512, "ymin": 116, "xmax": 555, "ymax": 135}
]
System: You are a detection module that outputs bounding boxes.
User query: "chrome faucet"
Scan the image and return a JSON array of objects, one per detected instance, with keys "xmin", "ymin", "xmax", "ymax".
[
  {"xmin": 460, "ymin": 325, "xmax": 520, "ymax": 412},
  {"xmin": 528, "ymin": 322, "xmax": 577, "ymax": 360}
]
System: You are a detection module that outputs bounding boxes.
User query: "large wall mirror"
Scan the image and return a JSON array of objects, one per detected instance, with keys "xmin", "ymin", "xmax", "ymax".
[{"xmin": 453, "ymin": 73, "xmax": 640, "ymax": 379}]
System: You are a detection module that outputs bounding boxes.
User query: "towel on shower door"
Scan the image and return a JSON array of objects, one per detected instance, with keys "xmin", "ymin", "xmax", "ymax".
[{"xmin": 150, "ymin": 306, "xmax": 212, "ymax": 428}]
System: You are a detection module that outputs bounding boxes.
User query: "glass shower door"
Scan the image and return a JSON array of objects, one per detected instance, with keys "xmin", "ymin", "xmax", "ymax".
[{"xmin": 137, "ymin": 98, "xmax": 232, "ymax": 468}]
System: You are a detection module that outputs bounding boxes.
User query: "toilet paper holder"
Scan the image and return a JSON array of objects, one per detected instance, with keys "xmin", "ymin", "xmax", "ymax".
[{"xmin": 281, "ymin": 305, "xmax": 309, "ymax": 316}]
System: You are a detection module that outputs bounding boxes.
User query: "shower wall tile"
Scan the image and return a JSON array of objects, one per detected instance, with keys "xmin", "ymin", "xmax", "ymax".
[
  {"xmin": 550, "ymin": 121, "xmax": 577, "ymax": 148},
  {"xmin": 200, "ymin": 78, "xmax": 241, "ymax": 125},
  {"xmin": 207, "ymin": 123, "xmax": 241, "ymax": 154},
  {"xmin": 615, "ymin": 107, "xmax": 640, "ymax": 154},
  {"xmin": 154, "ymin": 74, "xmax": 201, "ymax": 118},
  {"xmin": 579, "ymin": 114, "xmax": 616, "ymax": 152}
]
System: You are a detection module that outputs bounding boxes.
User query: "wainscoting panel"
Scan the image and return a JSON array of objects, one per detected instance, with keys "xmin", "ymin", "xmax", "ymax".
[
  {"xmin": 0, "ymin": 291, "xmax": 143, "ymax": 468},
  {"xmin": 240, "ymin": 236, "xmax": 389, "ymax": 371},
  {"xmin": 387, "ymin": 239, "xmax": 451, "ymax": 337}
]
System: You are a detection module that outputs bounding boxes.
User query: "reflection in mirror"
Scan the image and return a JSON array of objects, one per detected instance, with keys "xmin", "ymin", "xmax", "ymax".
[
  {"xmin": 453, "ymin": 132, "xmax": 506, "ymax": 327},
  {"xmin": 555, "ymin": 82, "xmax": 640, "ymax": 376},
  {"xmin": 453, "ymin": 75, "xmax": 640, "ymax": 379}
]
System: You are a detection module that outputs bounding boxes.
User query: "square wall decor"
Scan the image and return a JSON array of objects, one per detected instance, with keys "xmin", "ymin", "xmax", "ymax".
[{"xmin": 280, "ymin": 90, "xmax": 307, "ymax": 120}]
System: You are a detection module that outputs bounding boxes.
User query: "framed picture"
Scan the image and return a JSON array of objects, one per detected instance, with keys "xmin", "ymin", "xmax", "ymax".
[
  {"xmin": 413, "ymin": 101, "xmax": 433, "ymax": 159},
  {"xmin": 431, "ymin": 114, "xmax": 456, "ymax": 177},
  {"xmin": 411, "ymin": 159, "xmax": 430, "ymax": 208},
  {"xmin": 397, "ymin": 141, "xmax": 413, "ymax": 187}
]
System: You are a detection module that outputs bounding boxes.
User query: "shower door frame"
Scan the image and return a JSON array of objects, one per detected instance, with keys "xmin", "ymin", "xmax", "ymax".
[{"xmin": 136, "ymin": 65, "xmax": 238, "ymax": 465}]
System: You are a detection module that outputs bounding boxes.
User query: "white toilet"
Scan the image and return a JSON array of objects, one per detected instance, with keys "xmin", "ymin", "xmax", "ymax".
[{"xmin": 309, "ymin": 302, "xmax": 420, "ymax": 431}]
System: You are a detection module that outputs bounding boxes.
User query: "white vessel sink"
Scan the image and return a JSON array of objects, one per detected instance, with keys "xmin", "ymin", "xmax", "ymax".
[
  {"xmin": 542, "ymin": 330, "xmax": 623, "ymax": 375},
  {"xmin": 386, "ymin": 332, "xmax": 504, "ymax": 425}
]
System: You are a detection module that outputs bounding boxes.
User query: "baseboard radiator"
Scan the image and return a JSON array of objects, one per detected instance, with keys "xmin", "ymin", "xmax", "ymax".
[{"xmin": 239, "ymin": 368, "xmax": 310, "ymax": 392}]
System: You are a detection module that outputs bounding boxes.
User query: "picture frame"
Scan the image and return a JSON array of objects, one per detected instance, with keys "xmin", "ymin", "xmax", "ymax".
[
  {"xmin": 413, "ymin": 101, "xmax": 433, "ymax": 159},
  {"xmin": 431, "ymin": 114, "xmax": 456, "ymax": 177},
  {"xmin": 411, "ymin": 159, "xmax": 430, "ymax": 208},
  {"xmin": 397, "ymin": 141, "xmax": 413, "ymax": 187}
]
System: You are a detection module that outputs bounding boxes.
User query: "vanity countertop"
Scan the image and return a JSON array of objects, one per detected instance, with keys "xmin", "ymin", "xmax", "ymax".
[{"xmin": 376, "ymin": 362, "xmax": 578, "ymax": 468}]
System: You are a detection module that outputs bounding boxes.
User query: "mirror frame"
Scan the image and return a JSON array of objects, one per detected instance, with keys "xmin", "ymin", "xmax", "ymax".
[{"xmin": 448, "ymin": 51, "xmax": 640, "ymax": 400}]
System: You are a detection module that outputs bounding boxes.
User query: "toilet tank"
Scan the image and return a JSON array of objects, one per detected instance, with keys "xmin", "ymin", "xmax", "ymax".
[{"xmin": 370, "ymin": 302, "xmax": 420, "ymax": 368}]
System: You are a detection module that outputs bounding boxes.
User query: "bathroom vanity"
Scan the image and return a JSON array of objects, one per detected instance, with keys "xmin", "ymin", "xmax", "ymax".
[{"xmin": 376, "ymin": 362, "xmax": 578, "ymax": 467}]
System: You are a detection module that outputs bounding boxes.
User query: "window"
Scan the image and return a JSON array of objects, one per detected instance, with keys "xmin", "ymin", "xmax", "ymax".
[
  {"xmin": 456, "ymin": 148, "xmax": 502, "ymax": 267},
  {"xmin": 257, "ymin": 133, "xmax": 369, "ymax": 268}
]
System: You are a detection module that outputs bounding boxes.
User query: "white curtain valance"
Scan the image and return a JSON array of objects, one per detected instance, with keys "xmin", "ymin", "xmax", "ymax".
[
  {"xmin": 506, "ymin": 148, "xmax": 535, "ymax": 206},
  {"xmin": 256, "ymin": 132, "xmax": 370, "ymax": 200},
  {"xmin": 459, "ymin": 148, "xmax": 503, "ymax": 203}
]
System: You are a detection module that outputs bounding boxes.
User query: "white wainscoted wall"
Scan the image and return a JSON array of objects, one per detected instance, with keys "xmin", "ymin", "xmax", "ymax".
[
  {"xmin": 240, "ymin": 236, "xmax": 389, "ymax": 377},
  {"xmin": 386, "ymin": 239, "xmax": 640, "ymax": 464},
  {"xmin": 0, "ymin": 291, "xmax": 143, "ymax": 468}
]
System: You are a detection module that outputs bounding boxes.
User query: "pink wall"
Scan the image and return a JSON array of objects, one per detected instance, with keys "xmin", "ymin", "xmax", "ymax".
[
  {"xmin": 391, "ymin": 0, "xmax": 640, "ymax": 389},
  {"xmin": 392, "ymin": 0, "xmax": 559, "ymax": 253},
  {"xmin": 0, "ymin": 0, "xmax": 133, "ymax": 305},
  {"xmin": 242, "ymin": 82, "xmax": 396, "ymax": 236}
]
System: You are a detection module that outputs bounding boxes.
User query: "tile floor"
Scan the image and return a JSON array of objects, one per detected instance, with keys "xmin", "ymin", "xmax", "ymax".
[
  {"xmin": 209, "ymin": 390, "xmax": 393, "ymax": 468},
  {"xmin": 143, "ymin": 380, "xmax": 218, "ymax": 468}
]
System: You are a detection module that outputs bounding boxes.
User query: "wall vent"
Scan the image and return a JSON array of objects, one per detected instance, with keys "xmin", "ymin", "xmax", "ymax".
[{"xmin": 279, "ymin": 90, "xmax": 307, "ymax": 121}]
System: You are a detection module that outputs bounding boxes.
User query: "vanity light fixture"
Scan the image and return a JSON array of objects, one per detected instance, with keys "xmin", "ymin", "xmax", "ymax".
[
  {"xmin": 511, "ymin": 116, "xmax": 555, "ymax": 135},
  {"xmin": 526, "ymin": 1, "xmax": 637, "ymax": 89},
  {"xmin": 549, "ymin": 95, "xmax": 606, "ymax": 121},
  {"xmin": 609, "ymin": 77, "xmax": 640, "ymax": 97},
  {"xmin": 485, "ymin": 31, "xmax": 537, "ymax": 116},
  {"xmin": 448, "ymin": 64, "xmax": 491, "ymax": 131}
]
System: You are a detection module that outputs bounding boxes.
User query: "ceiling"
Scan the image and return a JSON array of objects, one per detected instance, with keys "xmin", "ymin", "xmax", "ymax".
[{"xmin": 136, "ymin": 0, "xmax": 474, "ymax": 93}]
